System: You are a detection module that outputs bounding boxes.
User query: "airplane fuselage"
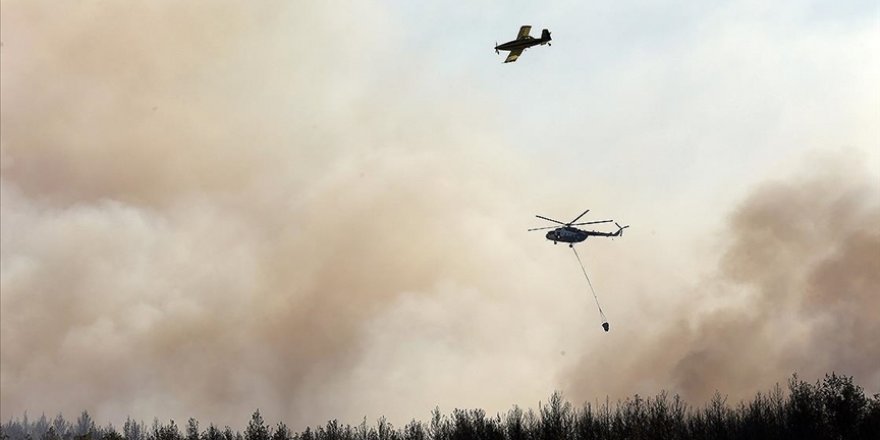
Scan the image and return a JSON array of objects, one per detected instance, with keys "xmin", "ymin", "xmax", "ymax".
[{"xmin": 495, "ymin": 37, "xmax": 549, "ymax": 53}]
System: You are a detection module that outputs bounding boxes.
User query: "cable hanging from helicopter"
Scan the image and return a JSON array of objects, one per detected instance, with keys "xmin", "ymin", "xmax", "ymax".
[{"xmin": 572, "ymin": 245, "xmax": 609, "ymax": 332}]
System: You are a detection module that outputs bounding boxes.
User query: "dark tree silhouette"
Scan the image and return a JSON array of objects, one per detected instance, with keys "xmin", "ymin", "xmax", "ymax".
[
  {"xmin": 862, "ymin": 393, "xmax": 880, "ymax": 439},
  {"xmin": 402, "ymin": 420, "xmax": 426, "ymax": 440},
  {"xmin": 2, "ymin": 373, "xmax": 878, "ymax": 440},
  {"xmin": 73, "ymin": 412, "xmax": 96, "ymax": 440},
  {"xmin": 201, "ymin": 425, "xmax": 222, "ymax": 440},
  {"xmin": 243, "ymin": 412, "xmax": 267, "ymax": 440},
  {"xmin": 220, "ymin": 426, "xmax": 237, "ymax": 440},
  {"xmin": 269, "ymin": 423, "xmax": 288, "ymax": 440},
  {"xmin": 152, "ymin": 420, "xmax": 180, "ymax": 440},
  {"xmin": 185, "ymin": 419, "xmax": 199, "ymax": 440},
  {"xmin": 103, "ymin": 427, "xmax": 124, "ymax": 440},
  {"xmin": 122, "ymin": 418, "xmax": 144, "ymax": 440},
  {"xmin": 51, "ymin": 415, "xmax": 69, "ymax": 440},
  {"xmin": 820, "ymin": 372, "xmax": 868, "ymax": 438},
  {"xmin": 39, "ymin": 426, "xmax": 60, "ymax": 440}
]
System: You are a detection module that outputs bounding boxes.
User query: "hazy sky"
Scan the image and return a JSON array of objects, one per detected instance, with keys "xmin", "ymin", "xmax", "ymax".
[{"xmin": 1, "ymin": 0, "xmax": 878, "ymax": 430}]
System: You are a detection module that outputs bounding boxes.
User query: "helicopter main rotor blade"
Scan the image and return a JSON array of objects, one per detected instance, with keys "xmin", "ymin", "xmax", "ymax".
[
  {"xmin": 535, "ymin": 215, "xmax": 567, "ymax": 225},
  {"xmin": 568, "ymin": 209, "xmax": 591, "ymax": 225},
  {"xmin": 570, "ymin": 220, "xmax": 613, "ymax": 226},
  {"xmin": 527, "ymin": 225, "xmax": 561, "ymax": 231}
]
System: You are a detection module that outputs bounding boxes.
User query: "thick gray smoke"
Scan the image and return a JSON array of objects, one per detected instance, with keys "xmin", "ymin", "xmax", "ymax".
[
  {"xmin": 565, "ymin": 156, "xmax": 880, "ymax": 403},
  {"xmin": 2, "ymin": 0, "xmax": 878, "ymax": 431},
  {"xmin": 1, "ymin": 0, "xmax": 567, "ymax": 427}
]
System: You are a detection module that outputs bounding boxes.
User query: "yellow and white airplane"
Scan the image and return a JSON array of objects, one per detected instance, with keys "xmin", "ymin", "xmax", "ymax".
[{"xmin": 494, "ymin": 25, "xmax": 552, "ymax": 63}]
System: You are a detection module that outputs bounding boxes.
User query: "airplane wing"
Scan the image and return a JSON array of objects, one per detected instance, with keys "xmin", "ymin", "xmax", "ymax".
[
  {"xmin": 504, "ymin": 49, "xmax": 524, "ymax": 63},
  {"xmin": 517, "ymin": 25, "xmax": 532, "ymax": 39}
]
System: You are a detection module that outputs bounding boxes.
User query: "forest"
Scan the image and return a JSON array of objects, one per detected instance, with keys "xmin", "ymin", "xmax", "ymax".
[{"xmin": 2, "ymin": 373, "xmax": 878, "ymax": 440}]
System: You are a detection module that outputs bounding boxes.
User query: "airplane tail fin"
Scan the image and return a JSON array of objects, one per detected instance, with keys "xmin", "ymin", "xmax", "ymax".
[
  {"xmin": 542, "ymin": 29, "xmax": 551, "ymax": 42},
  {"xmin": 614, "ymin": 222, "xmax": 630, "ymax": 237}
]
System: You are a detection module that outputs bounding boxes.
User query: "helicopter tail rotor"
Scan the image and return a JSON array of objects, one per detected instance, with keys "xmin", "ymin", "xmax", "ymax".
[{"xmin": 614, "ymin": 222, "xmax": 630, "ymax": 237}]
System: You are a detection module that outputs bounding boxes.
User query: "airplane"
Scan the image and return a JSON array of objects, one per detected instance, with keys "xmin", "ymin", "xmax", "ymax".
[
  {"xmin": 494, "ymin": 25, "xmax": 551, "ymax": 63},
  {"xmin": 528, "ymin": 209, "xmax": 628, "ymax": 247}
]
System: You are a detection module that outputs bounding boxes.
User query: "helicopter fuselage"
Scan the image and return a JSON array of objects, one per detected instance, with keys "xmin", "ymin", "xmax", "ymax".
[{"xmin": 546, "ymin": 227, "xmax": 588, "ymax": 244}]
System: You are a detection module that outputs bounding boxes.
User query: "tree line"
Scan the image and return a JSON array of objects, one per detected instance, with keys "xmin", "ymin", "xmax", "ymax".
[{"xmin": 3, "ymin": 373, "xmax": 878, "ymax": 440}]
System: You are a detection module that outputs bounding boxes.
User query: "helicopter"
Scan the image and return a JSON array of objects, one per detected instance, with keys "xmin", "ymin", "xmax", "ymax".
[{"xmin": 528, "ymin": 209, "xmax": 628, "ymax": 247}]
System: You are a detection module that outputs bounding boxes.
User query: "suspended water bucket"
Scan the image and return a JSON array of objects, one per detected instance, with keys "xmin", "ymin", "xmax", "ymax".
[{"xmin": 602, "ymin": 322, "xmax": 610, "ymax": 332}]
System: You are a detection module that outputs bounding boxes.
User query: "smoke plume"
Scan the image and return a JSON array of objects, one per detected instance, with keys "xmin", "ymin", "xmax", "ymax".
[
  {"xmin": 2, "ymin": 0, "xmax": 878, "ymax": 430},
  {"xmin": 565, "ymin": 155, "xmax": 880, "ymax": 403},
  {"xmin": 0, "ymin": 0, "xmax": 564, "ymax": 427}
]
